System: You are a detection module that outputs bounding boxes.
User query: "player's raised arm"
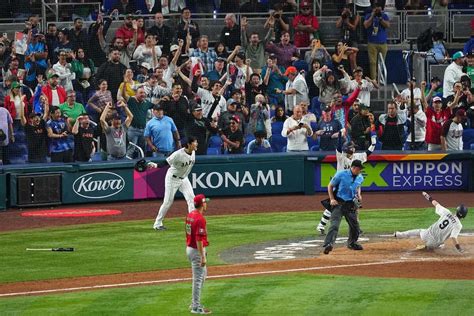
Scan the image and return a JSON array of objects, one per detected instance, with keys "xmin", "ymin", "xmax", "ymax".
[{"xmin": 422, "ymin": 192, "xmax": 439, "ymax": 207}]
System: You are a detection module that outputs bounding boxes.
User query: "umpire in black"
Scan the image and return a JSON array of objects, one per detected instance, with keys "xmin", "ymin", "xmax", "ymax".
[{"xmin": 323, "ymin": 160, "xmax": 365, "ymax": 254}]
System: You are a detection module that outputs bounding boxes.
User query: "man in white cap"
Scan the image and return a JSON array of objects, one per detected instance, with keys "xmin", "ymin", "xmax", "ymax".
[{"xmin": 443, "ymin": 51, "xmax": 466, "ymax": 98}]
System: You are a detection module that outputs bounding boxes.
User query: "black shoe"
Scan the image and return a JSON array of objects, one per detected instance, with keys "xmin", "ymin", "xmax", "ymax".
[
  {"xmin": 348, "ymin": 243, "xmax": 363, "ymax": 250},
  {"xmin": 154, "ymin": 225, "xmax": 167, "ymax": 231},
  {"xmin": 323, "ymin": 244, "xmax": 333, "ymax": 254}
]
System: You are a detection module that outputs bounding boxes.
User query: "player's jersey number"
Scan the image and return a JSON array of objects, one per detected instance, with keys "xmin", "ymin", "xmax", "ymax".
[{"xmin": 439, "ymin": 219, "xmax": 450, "ymax": 230}]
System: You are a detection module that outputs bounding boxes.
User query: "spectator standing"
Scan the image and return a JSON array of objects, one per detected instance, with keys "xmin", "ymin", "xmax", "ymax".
[
  {"xmin": 313, "ymin": 65, "xmax": 347, "ymax": 107},
  {"xmin": 190, "ymin": 36, "xmax": 217, "ymax": 72},
  {"xmin": 336, "ymin": 4, "xmax": 361, "ymax": 59},
  {"xmin": 147, "ymin": 13, "xmax": 174, "ymax": 55},
  {"xmin": 24, "ymin": 29, "xmax": 48, "ymax": 87},
  {"xmin": 266, "ymin": 31, "xmax": 298, "ymax": 69},
  {"xmin": 300, "ymin": 101, "xmax": 317, "ymax": 123},
  {"xmin": 422, "ymin": 93, "xmax": 453, "ymax": 151},
  {"xmin": 20, "ymin": 107, "xmax": 48, "ymax": 163},
  {"xmin": 4, "ymin": 81, "xmax": 28, "ymax": 123},
  {"xmin": 45, "ymin": 23, "xmax": 58, "ymax": 64},
  {"xmin": 347, "ymin": 66, "xmax": 377, "ymax": 107},
  {"xmin": 115, "ymin": 14, "xmax": 143, "ymax": 46},
  {"xmin": 262, "ymin": 55, "xmax": 287, "ymax": 106},
  {"xmin": 59, "ymin": 90, "xmax": 86, "ymax": 127},
  {"xmin": 221, "ymin": 115, "xmax": 245, "ymax": 154},
  {"xmin": 277, "ymin": 66, "xmax": 309, "ymax": 115},
  {"xmin": 161, "ymin": 83, "xmax": 190, "ymax": 136},
  {"xmin": 175, "ymin": 7, "xmax": 200, "ymax": 48},
  {"xmin": 443, "ymin": 52, "xmax": 466, "ymax": 99},
  {"xmin": 99, "ymin": 30, "xmax": 137, "ymax": 68},
  {"xmin": 267, "ymin": 4, "xmax": 290, "ymax": 44},
  {"xmin": 133, "ymin": 33, "xmax": 162, "ymax": 70},
  {"xmin": 191, "ymin": 70, "xmax": 227, "ymax": 119},
  {"xmin": 313, "ymin": 106, "xmax": 342, "ymax": 151},
  {"xmin": 206, "ymin": 58, "xmax": 227, "ymax": 81},
  {"xmin": 46, "ymin": 106, "xmax": 73, "ymax": 163},
  {"xmin": 69, "ymin": 18, "xmax": 89, "ymax": 54},
  {"xmin": 126, "ymin": 87, "xmax": 154, "ymax": 157},
  {"xmin": 117, "ymin": 69, "xmax": 139, "ymax": 103},
  {"xmin": 248, "ymin": 94, "xmax": 271, "ymax": 137},
  {"xmin": 96, "ymin": 48, "xmax": 127, "ymax": 103},
  {"xmin": 52, "ymin": 50, "xmax": 75, "ymax": 92},
  {"xmin": 220, "ymin": 14, "xmax": 240, "ymax": 51},
  {"xmin": 241, "ymin": 17, "xmax": 273, "ymax": 73},
  {"xmin": 246, "ymin": 130, "xmax": 272, "ymax": 154},
  {"xmin": 245, "ymin": 73, "xmax": 268, "ymax": 107},
  {"xmin": 87, "ymin": 79, "xmax": 113, "ymax": 122},
  {"xmin": 53, "ymin": 29, "xmax": 74, "ymax": 64},
  {"xmin": 332, "ymin": 41, "xmax": 359, "ymax": 75},
  {"xmin": 100, "ymin": 102, "xmax": 133, "ymax": 160},
  {"xmin": 282, "ymin": 104, "xmax": 313, "ymax": 151},
  {"xmin": 41, "ymin": 73, "xmax": 66, "ymax": 107},
  {"xmin": 304, "ymin": 39, "xmax": 332, "ymax": 66},
  {"xmin": 363, "ymin": 1, "xmax": 390, "ymax": 80},
  {"xmin": 70, "ymin": 48, "xmax": 95, "ymax": 105},
  {"xmin": 441, "ymin": 109, "xmax": 466, "ymax": 151},
  {"xmin": 145, "ymin": 104, "xmax": 181, "ymax": 157},
  {"xmin": 329, "ymin": 88, "xmax": 361, "ymax": 128},
  {"xmin": 111, "ymin": 0, "xmax": 136, "ymax": 14},
  {"xmin": 184, "ymin": 101, "xmax": 219, "ymax": 155},
  {"xmin": 350, "ymin": 103, "xmax": 371, "ymax": 150},
  {"xmin": 377, "ymin": 101, "xmax": 407, "ymax": 150},
  {"xmin": 405, "ymin": 102, "xmax": 427, "ymax": 150},
  {"xmin": 0, "ymin": 106, "xmax": 13, "ymax": 165},
  {"xmin": 72, "ymin": 113, "xmax": 95, "ymax": 162},
  {"xmin": 218, "ymin": 101, "xmax": 246, "ymax": 133},
  {"xmin": 292, "ymin": 1, "xmax": 319, "ymax": 48}
]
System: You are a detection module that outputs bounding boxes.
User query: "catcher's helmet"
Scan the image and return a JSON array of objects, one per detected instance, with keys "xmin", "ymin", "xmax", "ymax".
[
  {"xmin": 134, "ymin": 159, "xmax": 148, "ymax": 173},
  {"xmin": 456, "ymin": 204, "xmax": 468, "ymax": 219}
]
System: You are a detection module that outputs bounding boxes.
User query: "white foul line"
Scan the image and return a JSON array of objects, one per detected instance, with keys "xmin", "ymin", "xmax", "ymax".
[{"xmin": 0, "ymin": 259, "xmax": 410, "ymax": 298}]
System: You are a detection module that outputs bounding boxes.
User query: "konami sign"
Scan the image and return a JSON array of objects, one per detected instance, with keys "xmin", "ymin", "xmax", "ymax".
[{"xmin": 191, "ymin": 170, "xmax": 282, "ymax": 189}]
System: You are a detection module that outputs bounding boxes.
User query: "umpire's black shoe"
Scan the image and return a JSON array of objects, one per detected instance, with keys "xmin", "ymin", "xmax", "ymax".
[
  {"xmin": 347, "ymin": 243, "xmax": 363, "ymax": 250},
  {"xmin": 323, "ymin": 244, "xmax": 333, "ymax": 254}
]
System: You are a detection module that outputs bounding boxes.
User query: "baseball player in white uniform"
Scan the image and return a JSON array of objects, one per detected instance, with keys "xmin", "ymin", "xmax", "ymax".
[
  {"xmin": 395, "ymin": 192, "xmax": 468, "ymax": 252},
  {"xmin": 149, "ymin": 136, "xmax": 198, "ymax": 230},
  {"xmin": 317, "ymin": 129, "xmax": 376, "ymax": 235}
]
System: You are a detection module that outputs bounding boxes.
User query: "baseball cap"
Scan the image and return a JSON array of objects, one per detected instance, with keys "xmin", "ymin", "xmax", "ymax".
[
  {"xmin": 191, "ymin": 102, "xmax": 202, "ymax": 111},
  {"xmin": 10, "ymin": 81, "xmax": 20, "ymax": 89},
  {"xmin": 359, "ymin": 103, "xmax": 369, "ymax": 110},
  {"xmin": 284, "ymin": 66, "xmax": 298, "ymax": 76},
  {"xmin": 353, "ymin": 98, "xmax": 361, "ymax": 104},
  {"xmin": 194, "ymin": 194, "xmax": 210, "ymax": 207},
  {"xmin": 140, "ymin": 62, "xmax": 151, "ymax": 70},
  {"xmin": 300, "ymin": 1, "xmax": 311, "ymax": 8},
  {"xmin": 467, "ymin": 50, "xmax": 474, "ymax": 57},
  {"xmin": 153, "ymin": 104, "xmax": 163, "ymax": 111},
  {"xmin": 432, "ymin": 96, "xmax": 442, "ymax": 103},
  {"xmin": 269, "ymin": 53, "xmax": 277, "ymax": 59},
  {"xmin": 351, "ymin": 159, "xmax": 364, "ymax": 169},
  {"xmin": 352, "ymin": 66, "xmax": 363, "ymax": 74},
  {"xmin": 452, "ymin": 51, "xmax": 465, "ymax": 60},
  {"xmin": 170, "ymin": 44, "xmax": 179, "ymax": 52},
  {"xmin": 47, "ymin": 72, "xmax": 59, "ymax": 79},
  {"xmin": 230, "ymin": 115, "xmax": 240, "ymax": 123}
]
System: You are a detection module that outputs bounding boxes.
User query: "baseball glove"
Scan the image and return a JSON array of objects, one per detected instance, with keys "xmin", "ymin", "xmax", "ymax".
[{"xmin": 134, "ymin": 159, "xmax": 149, "ymax": 173}]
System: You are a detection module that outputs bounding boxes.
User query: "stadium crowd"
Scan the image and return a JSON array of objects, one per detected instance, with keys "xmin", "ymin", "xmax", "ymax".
[{"xmin": 0, "ymin": 0, "xmax": 473, "ymax": 164}]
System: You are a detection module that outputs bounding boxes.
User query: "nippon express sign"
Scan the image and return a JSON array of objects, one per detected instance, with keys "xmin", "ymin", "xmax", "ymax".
[
  {"xmin": 63, "ymin": 170, "xmax": 134, "ymax": 203},
  {"xmin": 314, "ymin": 160, "xmax": 470, "ymax": 192}
]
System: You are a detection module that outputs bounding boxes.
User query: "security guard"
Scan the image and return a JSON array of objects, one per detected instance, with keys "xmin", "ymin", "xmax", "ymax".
[{"xmin": 323, "ymin": 159, "xmax": 365, "ymax": 254}]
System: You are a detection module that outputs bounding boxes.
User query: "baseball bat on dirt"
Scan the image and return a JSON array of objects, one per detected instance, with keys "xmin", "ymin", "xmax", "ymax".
[{"xmin": 26, "ymin": 247, "xmax": 75, "ymax": 252}]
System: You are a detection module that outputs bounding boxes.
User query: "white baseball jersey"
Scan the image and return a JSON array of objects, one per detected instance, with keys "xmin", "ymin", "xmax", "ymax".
[
  {"xmin": 166, "ymin": 148, "xmax": 196, "ymax": 178},
  {"xmin": 421, "ymin": 204, "xmax": 462, "ymax": 248},
  {"xmin": 336, "ymin": 151, "xmax": 368, "ymax": 171}
]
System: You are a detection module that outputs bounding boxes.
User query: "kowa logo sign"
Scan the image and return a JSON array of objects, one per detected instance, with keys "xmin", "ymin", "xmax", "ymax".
[
  {"xmin": 73, "ymin": 171, "xmax": 125, "ymax": 199},
  {"xmin": 192, "ymin": 170, "xmax": 282, "ymax": 189}
]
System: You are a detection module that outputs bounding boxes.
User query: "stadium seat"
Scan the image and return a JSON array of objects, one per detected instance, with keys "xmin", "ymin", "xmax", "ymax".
[
  {"xmin": 271, "ymin": 134, "xmax": 287, "ymax": 152},
  {"xmin": 310, "ymin": 145, "xmax": 319, "ymax": 151},
  {"xmin": 311, "ymin": 97, "xmax": 322, "ymax": 118},
  {"xmin": 271, "ymin": 121, "xmax": 284, "ymax": 135},
  {"xmin": 207, "ymin": 147, "xmax": 221, "ymax": 155},
  {"xmin": 208, "ymin": 135, "xmax": 223, "ymax": 148},
  {"xmin": 245, "ymin": 134, "xmax": 255, "ymax": 146},
  {"xmin": 462, "ymin": 128, "xmax": 474, "ymax": 150},
  {"xmin": 308, "ymin": 136, "xmax": 320, "ymax": 151}
]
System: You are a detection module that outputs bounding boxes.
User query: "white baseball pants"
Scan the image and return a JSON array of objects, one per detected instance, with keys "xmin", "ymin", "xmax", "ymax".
[{"xmin": 187, "ymin": 246, "xmax": 207, "ymax": 309}]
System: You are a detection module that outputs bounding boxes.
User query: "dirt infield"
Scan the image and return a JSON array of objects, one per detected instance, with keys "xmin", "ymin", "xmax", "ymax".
[{"xmin": 0, "ymin": 191, "xmax": 473, "ymax": 297}]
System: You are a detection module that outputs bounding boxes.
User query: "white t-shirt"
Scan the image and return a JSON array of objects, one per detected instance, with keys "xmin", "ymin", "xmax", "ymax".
[
  {"xmin": 51, "ymin": 89, "xmax": 60, "ymax": 106},
  {"xmin": 348, "ymin": 79, "xmax": 375, "ymax": 107},
  {"xmin": 281, "ymin": 116, "xmax": 313, "ymax": 151},
  {"xmin": 421, "ymin": 204, "xmax": 462, "ymax": 249},
  {"xmin": 166, "ymin": 148, "xmax": 196, "ymax": 178},
  {"xmin": 405, "ymin": 109, "xmax": 427, "ymax": 143},
  {"xmin": 400, "ymin": 87, "xmax": 422, "ymax": 104},
  {"xmin": 285, "ymin": 74, "xmax": 309, "ymax": 112},
  {"xmin": 13, "ymin": 95, "xmax": 22, "ymax": 120},
  {"xmin": 355, "ymin": 0, "xmax": 371, "ymax": 7},
  {"xmin": 444, "ymin": 120, "xmax": 464, "ymax": 151},
  {"xmin": 336, "ymin": 151, "xmax": 368, "ymax": 171}
]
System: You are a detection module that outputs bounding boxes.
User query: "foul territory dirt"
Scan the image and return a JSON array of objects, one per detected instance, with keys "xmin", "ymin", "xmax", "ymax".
[{"xmin": 0, "ymin": 191, "xmax": 473, "ymax": 297}]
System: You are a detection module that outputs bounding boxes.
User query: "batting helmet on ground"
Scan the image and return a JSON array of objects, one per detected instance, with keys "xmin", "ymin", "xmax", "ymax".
[{"xmin": 456, "ymin": 204, "xmax": 468, "ymax": 219}]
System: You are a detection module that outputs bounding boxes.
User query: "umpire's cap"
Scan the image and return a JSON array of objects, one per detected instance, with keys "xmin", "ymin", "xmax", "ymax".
[{"xmin": 456, "ymin": 204, "xmax": 468, "ymax": 219}]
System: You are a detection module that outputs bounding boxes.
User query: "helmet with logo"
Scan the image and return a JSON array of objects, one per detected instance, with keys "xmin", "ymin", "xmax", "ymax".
[{"xmin": 456, "ymin": 204, "xmax": 468, "ymax": 219}]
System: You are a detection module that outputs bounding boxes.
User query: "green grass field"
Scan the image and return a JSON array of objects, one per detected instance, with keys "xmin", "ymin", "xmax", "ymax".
[{"xmin": 1, "ymin": 208, "xmax": 473, "ymax": 315}]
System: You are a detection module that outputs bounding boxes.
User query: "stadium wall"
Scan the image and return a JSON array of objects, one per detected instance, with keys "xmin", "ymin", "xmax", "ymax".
[{"xmin": 1, "ymin": 152, "xmax": 473, "ymax": 210}]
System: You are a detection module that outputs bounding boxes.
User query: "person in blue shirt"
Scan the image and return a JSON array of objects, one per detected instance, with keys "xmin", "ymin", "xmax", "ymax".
[
  {"xmin": 144, "ymin": 104, "xmax": 181, "ymax": 157},
  {"xmin": 246, "ymin": 130, "xmax": 272, "ymax": 154},
  {"xmin": 46, "ymin": 106, "xmax": 73, "ymax": 163},
  {"xmin": 323, "ymin": 159, "xmax": 365, "ymax": 254},
  {"xmin": 363, "ymin": 1, "xmax": 390, "ymax": 81}
]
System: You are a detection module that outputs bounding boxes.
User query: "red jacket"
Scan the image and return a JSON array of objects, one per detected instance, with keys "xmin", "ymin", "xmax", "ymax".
[
  {"xmin": 115, "ymin": 26, "xmax": 144, "ymax": 45},
  {"xmin": 3, "ymin": 94, "xmax": 29, "ymax": 120},
  {"xmin": 41, "ymin": 84, "xmax": 67, "ymax": 106}
]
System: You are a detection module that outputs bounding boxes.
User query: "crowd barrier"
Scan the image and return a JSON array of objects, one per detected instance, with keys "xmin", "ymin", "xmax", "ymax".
[{"xmin": 1, "ymin": 151, "xmax": 473, "ymax": 210}]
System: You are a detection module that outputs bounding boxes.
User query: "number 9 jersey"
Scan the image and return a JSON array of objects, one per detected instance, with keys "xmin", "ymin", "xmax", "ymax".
[{"xmin": 421, "ymin": 204, "xmax": 463, "ymax": 249}]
